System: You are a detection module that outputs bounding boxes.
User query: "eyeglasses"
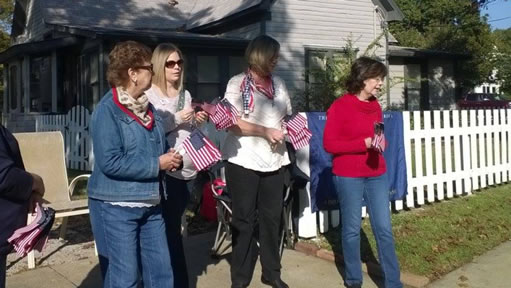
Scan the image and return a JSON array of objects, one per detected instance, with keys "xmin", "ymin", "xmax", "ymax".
[
  {"xmin": 134, "ymin": 64, "xmax": 153, "ymax": 73},
  {"xmin": 165, "ymin": 59, "xmax": 184, "ymax": 69}
]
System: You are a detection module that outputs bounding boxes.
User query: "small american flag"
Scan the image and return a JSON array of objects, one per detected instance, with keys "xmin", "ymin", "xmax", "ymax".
[
  {"xmin": 371, "ymin": 133, "xmax": 385, "ymax": 153},
  {"xmin": 209, "ymin": 99, "xmax": 239, "ymax": 130},
  {"xmin": 182, "ymin": 129, "xmax": 222, "ymax": 171},
  {"xmin": 371, "ymin": 122, "xmax": 385, "ymax": 153},
  {"xmin": 283, "ymin": 113, "xmax": 312, "ymax": 150}
]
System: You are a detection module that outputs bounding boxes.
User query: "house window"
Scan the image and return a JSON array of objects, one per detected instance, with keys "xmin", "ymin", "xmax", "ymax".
[
  {"xmin": 229, "ymin": 56, "xmax": 245, "ymax": 77},
  {"xmin": 29, "ymin": 56, "xmax": 52, "ymax": 112},
  {"xmin": 9, "ymin": 65, "xmax": 17, "ymax": 110},
  {"xmin": 492, "ymin": 87, "xmax": 496, "ymax": 93},
  {"xmin": 197, "ymin": 56, "xmax": 220, "ymax": 102},
  {"xmin": 305, "ymin": 48, "xmax": 350, "ymax": 111}
]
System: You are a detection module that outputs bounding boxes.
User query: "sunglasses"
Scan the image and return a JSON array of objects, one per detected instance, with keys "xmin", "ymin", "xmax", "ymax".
[
  {"xmin": 134, "ymin": 64, "xmax": 153, "ymax": 73},
  {"xmin": 165, "ymin": 59, "xmax": 184, "ymax": 69}
]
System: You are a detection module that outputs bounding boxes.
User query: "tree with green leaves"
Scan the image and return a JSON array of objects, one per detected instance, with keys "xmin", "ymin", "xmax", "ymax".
[
  {"xmin": 389, "ymin": 0, "xmax": 495, "ymax": 90},
  {"xmin": 492, "ymin": 28, "xmax": 511, "ymax": 97},
  {"xmin": 0, "ymin": 0, "xmax": 13, "ymax": 51}
]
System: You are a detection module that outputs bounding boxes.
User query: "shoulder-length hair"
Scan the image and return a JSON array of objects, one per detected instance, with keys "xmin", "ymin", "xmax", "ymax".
[
  {"xmin": 245, "ymin": 35, "xmax": 280, "ymax": 75},
  {"xmin": 107, "ymin": 40, "xmax": 152, "ymax": 87},
  {"xmin": 151, "ymin": 43, "xmax": 185, "ymax": 95},
  {"xmin": 345, "ymin": 56, "xmax": 387, "ymax": 94}
]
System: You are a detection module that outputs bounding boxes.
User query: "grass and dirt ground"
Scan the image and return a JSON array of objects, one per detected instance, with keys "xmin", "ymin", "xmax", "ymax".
[{"xmin": 309, "ymin": 183, "xmax": 511, "ymax": 280}]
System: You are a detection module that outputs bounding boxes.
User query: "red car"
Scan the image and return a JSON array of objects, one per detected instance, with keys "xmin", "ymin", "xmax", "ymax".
[{"xmin": 457, "ymin": 93, "xmax": 511, "ymax": 109}]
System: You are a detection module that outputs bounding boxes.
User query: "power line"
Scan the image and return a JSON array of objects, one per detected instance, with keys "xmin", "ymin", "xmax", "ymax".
[{"xmin": 488, "ymin": 16, "xmax": 511, "ymax": 22}]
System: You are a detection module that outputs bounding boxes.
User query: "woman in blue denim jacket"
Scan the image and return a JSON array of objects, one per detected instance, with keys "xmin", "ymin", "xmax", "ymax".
[{"xmin": 87, "ymin": 41, "xmax": 182, "ymax": 288}]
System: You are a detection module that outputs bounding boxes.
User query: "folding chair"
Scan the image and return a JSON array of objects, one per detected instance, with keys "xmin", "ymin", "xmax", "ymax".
[
  {"xmin": 13, "ymin": 131, "xmax": 91, "ymax": 268},
  {"xmin": 206, "ymin": 164, "xmax": 296, "ymax": 258}
]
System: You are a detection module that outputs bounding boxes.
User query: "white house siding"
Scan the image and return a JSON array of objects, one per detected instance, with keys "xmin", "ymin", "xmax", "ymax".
[
  {"xmin": 388, "ymin": 58, "xmax": 405, "ymax": 109},
  {"xmin": 428, "ymin": 59, "xmax": 456, "ymax": 110},
  {"xmin": 263, "ymin": 0, "xmax": 386, "ymax": 109}
]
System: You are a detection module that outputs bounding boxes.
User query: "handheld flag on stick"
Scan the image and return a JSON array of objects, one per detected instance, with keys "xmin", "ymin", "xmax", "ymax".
[
  {"xmin": 371, "ymin": 122, "xmax": 385, "ymax": 153},
  {"xmin": 181, "ymin": 129, "xmax": 222, "ymax": 171},
  {"xmin": 283, "ymin": 113, "xmax": 312, "ymax": 150},
  {"xmin": 209, "ymin": 99, "xmax": 239, "ymax": 130}
]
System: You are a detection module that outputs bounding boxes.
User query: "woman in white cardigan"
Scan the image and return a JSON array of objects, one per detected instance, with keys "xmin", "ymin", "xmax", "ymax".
[
  {"xmin": 222, "ymin": 35, "xmax": 292, "ymax": 288},
  {"xmin": 146, "ymin": 43, "xmax": 208, "ymax": 288}
]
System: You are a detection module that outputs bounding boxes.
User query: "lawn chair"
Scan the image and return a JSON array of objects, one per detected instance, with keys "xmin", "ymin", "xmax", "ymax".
[
  {"xmin": 13, "ymin": 131, "xmax": 91, "ymax": 269},
  {"xmin": 206, "ymin": 164, "xmax": 296, "ymax": 259}
]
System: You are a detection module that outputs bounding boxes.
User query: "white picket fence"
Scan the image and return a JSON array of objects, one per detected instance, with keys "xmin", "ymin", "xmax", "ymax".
[
  {"xmin": 34, "ymin": 107, "xmax": 511, "ymax": 237},
  {"xmin": 315, "ymin": 109, "xmax": 511, "ymax": 234},
  {"xmin": 35, "ymin": 106, "xmax": 93, "ymax": 171}
]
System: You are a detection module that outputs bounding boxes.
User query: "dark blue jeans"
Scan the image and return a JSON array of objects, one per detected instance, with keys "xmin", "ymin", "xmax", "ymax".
[
  {"xmin": 333, "ymin": 174, "xmax": 402, "ymax": 288},
  {"xmin": 89, "ymin": 198, "xmax": 173, "ymax": 288},
  {"xmin": 162, "ymin": 175, "xmax": 191, "ymax": 288}
]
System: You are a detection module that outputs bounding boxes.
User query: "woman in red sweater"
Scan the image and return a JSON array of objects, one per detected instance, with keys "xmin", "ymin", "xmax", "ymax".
[{"xmin": 323, "ymin": 57, "xmax": 402, "ymax": 288}]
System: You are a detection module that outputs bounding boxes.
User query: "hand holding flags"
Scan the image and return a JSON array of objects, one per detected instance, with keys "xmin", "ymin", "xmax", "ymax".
[
  {"xmin": 8, "ymin": 203, "xmax": 55, "ymax": 257},
  {"xmin": 283, "ymin": 113, "xmax": 312, "ymax": 150},
  {"xmin": 194, "ymin": 98, "xmax": 239, "ymax": 130},
  {"xmin": 181, "ymin": 129, "xmax": 222, "ymax": 171},
  {"xmin": 371, "ymin": 122, "xmax": 385, "ymax": 153}
]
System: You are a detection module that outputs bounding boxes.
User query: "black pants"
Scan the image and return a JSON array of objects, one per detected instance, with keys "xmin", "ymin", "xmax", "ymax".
[
  {"xmin": 226, "ymin": 162, "xmax": 284, "ymax": 287},
  {"xmin": 0, "ymin": 253, "xmax": 6, "ymax": 288},
  {"xmin": 162, "ymin": 175, "xmax": 191, "ymax": 288}
]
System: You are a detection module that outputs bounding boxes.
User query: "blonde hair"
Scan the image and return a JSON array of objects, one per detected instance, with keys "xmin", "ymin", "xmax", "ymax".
[
  {"xmin": 245, "ymin": 35, "xmax": 280, "ymax": 75},
  {"xmin": 151, "ymin": 43, "xmax": 185, "ymax": 95}
]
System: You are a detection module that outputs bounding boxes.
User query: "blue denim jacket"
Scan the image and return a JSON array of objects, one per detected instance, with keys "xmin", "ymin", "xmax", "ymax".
[{"xmin": 87, "ymin": 89, "xmax": 167, "ymax": 202}]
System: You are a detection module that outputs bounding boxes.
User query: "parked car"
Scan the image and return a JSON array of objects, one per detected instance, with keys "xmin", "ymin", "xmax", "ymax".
[{"xmin": 457, "ymin": 93, "xmax": 511, "ymax": 109}]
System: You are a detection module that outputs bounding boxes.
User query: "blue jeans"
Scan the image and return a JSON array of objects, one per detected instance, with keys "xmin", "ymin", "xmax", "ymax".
[
  {"xmin": 162, "ymin": 175, "xmax": 191, "ymax": 288},
  {"xmin": 89, "ymin": 198, "xmax": 174, "ymax": 288},
  {"xmin": 333, "ymin": 174, "xmax": 402, "ymax": 288}
]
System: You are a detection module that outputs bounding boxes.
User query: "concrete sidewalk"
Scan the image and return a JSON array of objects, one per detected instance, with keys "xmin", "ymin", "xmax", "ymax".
[
  {"xmin": 6, "ymin": 232, "xmax": 383, "ymax": 288},
  {"xmin": 426, "ymin": 240, "xmax": 511, "ymax": 288},
  {"xmin": 7, "ymin": 232, "xmax": 511, "ymax": 288}
]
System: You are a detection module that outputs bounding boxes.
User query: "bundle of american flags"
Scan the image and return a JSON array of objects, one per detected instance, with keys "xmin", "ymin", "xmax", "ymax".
[
  {"xmin": 181, "ymin": 129, "xmax": 222, "ymax": 171},
  {"xmin": 193, "ymin": 99, "xmax": 239, "ymax": 130},
  {"xmin": 283, "ymin": 113, "xmax": 312, "ymax": 150},
  {"xmin": 8, "ymin": 203, "xmax": 55, "ymax": 257},
  {"xmin": 371, "ymin": 122, "xmax": 385, "ymax": 153}
]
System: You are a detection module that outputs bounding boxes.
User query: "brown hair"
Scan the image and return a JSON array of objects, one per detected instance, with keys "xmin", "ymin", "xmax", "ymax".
[
  {"xmin": 151, "ymin": 43, "xmax": 185, "ymax": 95},
  {"xmin": 345, "ymin": 57, "xmax": 387, "ymax": 94},
  {"xmin": 245, "ymin": 35, "xmax": 280, "ymax": 75},
  {"xmin": 106, "ymin": 40, "xmax": 152, "ymax": 87}
]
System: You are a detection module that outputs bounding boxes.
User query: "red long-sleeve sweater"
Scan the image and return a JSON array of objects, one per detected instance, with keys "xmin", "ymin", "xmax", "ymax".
[{"xmin": 323, "ymin": 93, "xmax": 386, "ymax": 177}]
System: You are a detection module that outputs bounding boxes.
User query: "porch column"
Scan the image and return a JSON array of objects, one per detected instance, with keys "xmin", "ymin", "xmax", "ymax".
[
  {"xmin": 22, "ymin": 56, "xmax": 30, "ymax": 113},
  {"xmin": 51, "ymin": 51, "xmax": 57, "ymax": 112},
  {"xmin": 2, "ymin": 66, "xmax": 7, "ymax": 114},
  {"xmin": 99, "ymin": 42, "xmax": 104, "ymax": 97}
]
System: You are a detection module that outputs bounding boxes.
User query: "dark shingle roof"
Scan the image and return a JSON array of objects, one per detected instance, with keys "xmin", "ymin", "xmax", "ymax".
[{"xmin": 43, "ymin": 0, "xmax": 263, "ymax": 31}]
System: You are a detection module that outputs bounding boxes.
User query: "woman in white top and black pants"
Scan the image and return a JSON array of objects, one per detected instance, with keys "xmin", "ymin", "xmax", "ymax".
[
  {"xmin": 223, "ymin": 35, "xmax": 292, "ymax": 288},
  {"xmin": 146, "ymin": 43, "xmax": 208, "ymax": 288}
]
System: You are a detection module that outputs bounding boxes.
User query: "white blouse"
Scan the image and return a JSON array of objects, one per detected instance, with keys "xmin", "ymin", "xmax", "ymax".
[
  {"xmin": 146, "ymin": 85, "xmax": 197, "ymax": 180},
  {"xmin": 222, "ymin": 73, "xmax": 293, "ymax": 172}
]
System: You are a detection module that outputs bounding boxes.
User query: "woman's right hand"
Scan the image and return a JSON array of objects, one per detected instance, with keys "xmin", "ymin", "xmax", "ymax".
[
  {"xmin": 364, "ymin": 137, "xmax": 372, "ymax": 149},
  {"xmin": 264, "ymin": 127, "xmax": 285, "ymax": 146},
  {"xmin": 29, "ymin": 173, "xmax": 45, "ymax": 213},
  {"xmin": 177, "ymin": 108, "xmax": 194, "ymax": 123},
  {"xmin": 159, "ymin": 149, "xmax": 183, "ymax": 171}
]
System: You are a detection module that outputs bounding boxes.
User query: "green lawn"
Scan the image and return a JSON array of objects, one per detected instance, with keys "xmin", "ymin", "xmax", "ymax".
[{"xmin": 314, "ymin": 184, "xmax": 511, "ymax": 279}]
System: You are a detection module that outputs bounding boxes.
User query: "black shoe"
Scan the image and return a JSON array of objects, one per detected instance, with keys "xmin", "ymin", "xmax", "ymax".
[
  {"xmin": 261, "ymin": 276, "xmax": 289, "ymax": 288},
  {"xmin": 346, "ymin": 284, "xmax": 362, "ymax": 288}
]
